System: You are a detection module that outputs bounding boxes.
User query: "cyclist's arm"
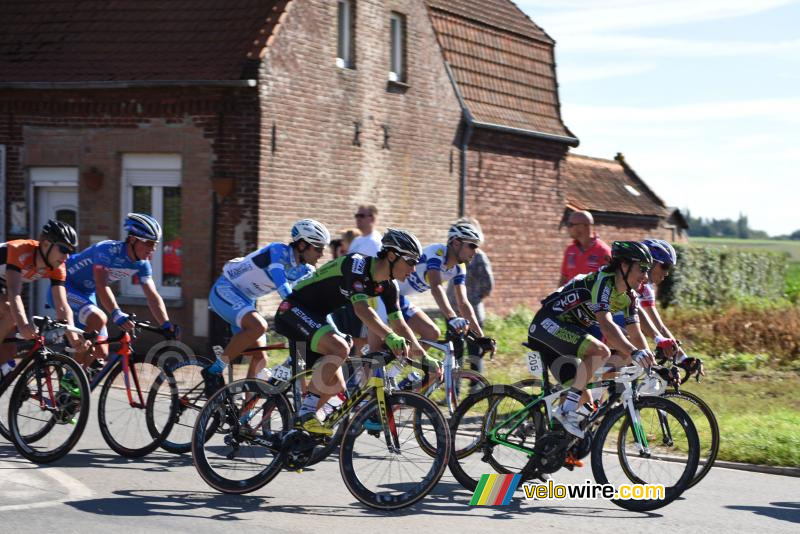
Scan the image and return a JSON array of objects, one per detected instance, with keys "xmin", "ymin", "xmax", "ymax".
[
  {"xmin": 266, "ymin": 246, "xmax": 293, "ymax": 299},
  {"xmin": 596, "ymin": 310, "xmax": 639, "ymax": 356},
  {"xmin": 427, "ymin": 269, "xmax": 458, "ymax": 320},
  {"xmin": 352, "ymin": 299, "xmax": 392, "ymax": 342},
  {"xmin": 624, "ymin": 321, "xmax": 650, "ymax": 354},
  {"xmin": 453, "ymin": 282, "xmax": 484, "ymax": 337},
  {"xmin": 4, "ymin": 269, "xmax": 35, "ymax": 339},
  {"xmin": 637, "ymin": 307, "xmax": 660, "ymax": 338},
  {"xmin": 50, "ymin": 284, "xmax": 82, "ymax": 346},
  {"xmin": 387, "ymin": 314, "xmax": 427, "ymax": 358},
  {"xmin": 642, "ymin": 304, "xmax": 675, "ymax": 339},
  {"xmin": 140, "ymin": 278, "xmax": 169, "ymax": 326},
  {"xmin": 93, "ymin": 265, "xmax": 120, "ymax": 313}
]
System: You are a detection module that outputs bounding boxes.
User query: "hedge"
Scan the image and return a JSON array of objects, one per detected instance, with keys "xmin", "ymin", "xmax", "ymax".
[{"xmin": 658, "ymin": 245, "xmax": 789, "ymax": 307}]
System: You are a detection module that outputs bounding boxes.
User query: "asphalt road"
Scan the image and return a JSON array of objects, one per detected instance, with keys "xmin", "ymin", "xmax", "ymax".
[{"xmin": 1, "ymin": 412, "xmax": 798, "ymax": 533}]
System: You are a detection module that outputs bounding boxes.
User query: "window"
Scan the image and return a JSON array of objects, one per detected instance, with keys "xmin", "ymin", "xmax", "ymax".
[
  {"xmin": 389, "ymin": 12, "xmax": 406, "ymax": 82},
  {"xmin": 121, "ymin": 154, "xmax": 182, "ymax": 299},
  {"xmin": 337, "ymin": 0, "xmax": 354, "ymax": 68}
]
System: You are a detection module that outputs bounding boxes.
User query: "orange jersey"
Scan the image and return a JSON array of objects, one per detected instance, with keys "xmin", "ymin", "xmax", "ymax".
[{"xmin": 0, "ymin": 240, "xmax": 67, "ymax": 284}]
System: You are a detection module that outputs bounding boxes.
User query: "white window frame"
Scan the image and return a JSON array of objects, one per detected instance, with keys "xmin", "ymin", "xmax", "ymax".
[
  {"xmin": 336, "ymin": 0, "xmax": 354, "ymax": 69},
  {"xmin": 389, "ymin": 12, "xmax": 406, "ymax": 82},
  {"xmin": 0, "ymin": 145, "xmax": 5, "ymax": 242},
  {"xmin": 120, "ymin": 154, "xmax": 182, "ymax": 299}
]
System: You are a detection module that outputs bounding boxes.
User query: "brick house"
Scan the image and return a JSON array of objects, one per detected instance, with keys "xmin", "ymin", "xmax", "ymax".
[{"xmin": 0, "ymin": 1, "xmax": 676, "ymax": 347}]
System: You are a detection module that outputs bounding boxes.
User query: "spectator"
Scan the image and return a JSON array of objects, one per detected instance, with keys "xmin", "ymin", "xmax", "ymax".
[
  {"xmin": 328, "ymin": 228, "xmax": 359, "ymax": 259},
  {"xmin": 560, "ymin": 210, "xmax": 611, "ymax": 286},
  {"xmin": 348, "ymin": 205, "xmax": 382, "ymax": 256}
]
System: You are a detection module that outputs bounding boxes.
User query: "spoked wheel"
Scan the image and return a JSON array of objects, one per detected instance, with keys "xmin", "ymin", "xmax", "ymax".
[
  {"xmin": 97, "ymin": 356, "xmax": 175, "ymax": 458},
  {"xmin": 339, "ymin": 391, "xmax": 450, "ymax": 510},
  {"xmin": 448, "ymin": 385, "xmax": 541, "ymax": 491},
  {"xmin": 591, "ymin": 396, "xmax": 700, "ymax": 512},
  {"xmin": 662, "ymin": 390, "xmax": 719, "ymax": 488},
  {"xmin": 8, "ymin": 353, "xmax": 90, "ymax": 463},
  {"xmin": 146, "ymin": 357, "xmax": 212, "ymax": 454},
  {"xmin": 416, "ymin": 369, "xmax": 490, "ymax": 456},
  {"xmin": 192, "ymin": 379, "xmax": 292, "ymax": 494}
]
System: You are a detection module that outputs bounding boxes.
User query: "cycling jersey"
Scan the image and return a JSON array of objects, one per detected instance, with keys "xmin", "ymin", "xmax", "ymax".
[
  {"xmin": 65, "ymin": 240, "xmax": 152, "ymax": 293},
  {"xmin": 399, "ymin": 243, "xmax": 465, "ymax": 295},
  {"xmin": 638, "ymin": 282, "xmax": 656, "ymax": 308},
  {"xmin": 275, "ymin": 253, "xmax": 400, "ymax": 352},
  {"xmin": 0, "ymin": 240, "xmax": 66, "ymax": 285},
  {"xmin": 221, "ymin": 242, "xmax": 312, "ymax": 300}
]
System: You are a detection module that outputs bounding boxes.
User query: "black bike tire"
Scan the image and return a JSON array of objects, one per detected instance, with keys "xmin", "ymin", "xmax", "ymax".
[
  {"xmin": 8, "ymin": 353, "xmax": 91, "ymax": 463},
  {"xmin": 192, "ymin": 379, "xmax": 292, "ymax": 494},
  {"xmin": 339, "ymin": 391, "xmax": 451, "ymax": 510},
  {"xmin": 591, "ymin": 396, "xmax": 700, "ymax": 512},
  {"xmin": 661, "ymin": 390, "xmax": 719, "ymax": 488}
]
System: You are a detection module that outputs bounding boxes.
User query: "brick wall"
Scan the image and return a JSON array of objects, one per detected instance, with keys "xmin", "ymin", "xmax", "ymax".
[
  {"xmin": 0, "ymin": 88, "xmax": 261, "ymax": 350},
  {"xmin": 464, "ymin": 129, "xmax": 570, "ymax": 314},
  {"xmin": 252, "ymin": 0, "xmax": 464, "ymax": 317}
]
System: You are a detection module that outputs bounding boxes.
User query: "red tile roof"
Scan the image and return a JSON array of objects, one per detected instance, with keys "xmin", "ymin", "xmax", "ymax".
[
  {"xmin": 563, "ymin": 153, "xmax": 668, "ymax": 217},
  {"xmin": 0, "ymin": 0, "xmax": 290, "ymax": 82},
  {"xmin": 426, "ymin": 0, "xmax": 575, "ymax": 141}
]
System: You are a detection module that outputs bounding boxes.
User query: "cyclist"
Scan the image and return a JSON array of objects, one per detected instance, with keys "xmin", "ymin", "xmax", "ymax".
[
  {"xmin": 527, "ymin": 241, "xmax": 657, "ymax": 437},
  {"xmin": 62, "ymin": 213, "xmax": 179, "ymax": 364},
  {"xmin": 274, "ymin": 228, "xmax": 435, "ymax": 436},
  {"xmin": 639, "ymin": 238, "xmax": 703, "ymax": 377},
  {"xmin": 0, "ymin": 220, "xmax": 85, "ymax": 374},
  {"xmin": 382, "ymin": 220, "xmax": 493, "ymax": 356},
  {"xmin": 202, "ymin": 219, "xmax": 330, "ymax": 394}
]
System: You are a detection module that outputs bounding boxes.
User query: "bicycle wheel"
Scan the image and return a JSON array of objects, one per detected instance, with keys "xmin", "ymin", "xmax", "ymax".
[
  {"xmin": 193, "ymin": 379, "xmax": 292, "ymax": 494},
  {"xmin": 591, "ymin": 396, "xmax": 700, "ymax": 512},
  {"xmin": 146, "ymin": 357, "xmax": 212, "ymax": 454},
  {"xmin": 97, "ymin": 356, "xmax": 173, "ymax": 458},
  {"xmin": 661, "ymin": 390, "xmax": 719, "ymax": 488},
  {"xmin": 416, "ymin": 369, "xmax": 490, "ymax": 457},
  {"xmin": 8, "ymin": 353, "xmax": 90, "ymax": 463},
  {"xmin": 448, "ymin": 385, "xmax": 540, "ymax": 491},
  {"xmin": 339, "ymin": 391, "xmax": 450, "ymax": 510},
  {"xmin": 1, "ymin": 367, "xmax": 22, "ymax": 441}
]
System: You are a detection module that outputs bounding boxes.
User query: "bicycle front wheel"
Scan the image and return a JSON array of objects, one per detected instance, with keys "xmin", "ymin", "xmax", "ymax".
[
  {"xmin": 97, "ymin": 357, "xmax": 172, "ymax": 458},
  {"xmin": 591, "ymin": 396, "xmax": 700, "ymax": 512},
  {"xmin": 8, "ymin": 353, "xmax": 90, "ymax": 463},
  {"xmin": 339, "ymin": 391, "xmax": 450, "ymax": 510},
  {"xmin": 662, "ymin": 390, "xmax": 719, "ymax": 488}
]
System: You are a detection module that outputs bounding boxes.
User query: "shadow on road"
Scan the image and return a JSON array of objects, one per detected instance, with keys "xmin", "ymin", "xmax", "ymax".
[
  {"xmin": 727, "ymin": 501, "xmax": 800, "ymax": 524},
  {"xmin": 0, "ymin": 442, "xmax": 192, "ymax": 472}
]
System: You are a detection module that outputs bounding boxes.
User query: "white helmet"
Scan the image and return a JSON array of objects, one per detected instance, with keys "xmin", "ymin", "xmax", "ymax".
[
  {"xmin": 291, "ymin": 219, "xmax": 330, "ymax": 248},
  {"xmin": 448, "ymin": 221, "xmax": 483, "ymax": 244}
]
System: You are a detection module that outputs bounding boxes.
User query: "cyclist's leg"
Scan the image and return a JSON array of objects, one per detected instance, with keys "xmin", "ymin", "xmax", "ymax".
[
  {"xmin": 65, "ymin": 289, "xmax": 109, "ymax": 364},
  {"xmin": 0, "ymin": 293, "xmax": 17, "ymax": 367},
  {"xmin": 404, "ymin": 307, "xmax": 440, "ymax": 342},
  {"xmin": 208, "ymin": 277, "xmax": 265, "ymax": 373}
]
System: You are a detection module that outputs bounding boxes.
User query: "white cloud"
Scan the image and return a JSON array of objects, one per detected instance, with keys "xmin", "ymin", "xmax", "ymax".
[
  {"xmin": 557, "ymin": 62, "xmax": 657, "ymax": 82},
  {"xmin": 517, "ymin": 0, "xmax": 798, "ymax": 34}
]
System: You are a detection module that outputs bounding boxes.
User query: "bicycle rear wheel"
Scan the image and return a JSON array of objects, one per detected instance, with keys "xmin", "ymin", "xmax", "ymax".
[
  {"xmin": 192, "ymin": 379, "xmax": 292, "ymax": 494},
  {"xmin": 591, "ymin": 396, "xmax": 700, "ymax": 512},
  {"xmin": 662, "ymin": 390, "xmax": 719, "ymax": 488},
  {"xmin": 97, "ymin": 356, "xmax": 173, "ymax": 458},
  {"xmin": 339, "ymin": 391, "xmax": 450, "ymax": 510},
  {"xmin": 8, "ymin": 353, "xmax": 90, "ymax": 463}
]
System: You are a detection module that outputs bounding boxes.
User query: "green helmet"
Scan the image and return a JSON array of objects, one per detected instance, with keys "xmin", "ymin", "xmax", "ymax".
[{"xmin": 611, "ymin": 240, "xmax": 653, "ymax": 267}]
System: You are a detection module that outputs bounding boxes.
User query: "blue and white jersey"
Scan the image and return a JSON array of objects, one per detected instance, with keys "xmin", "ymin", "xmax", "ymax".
[
  {"xmin": 398, "ymin": 243, "xmax": 466, "ymax": 296},
  {"xmin": 66, "ymin": 240, "xmax": 152, "ymax": 294},
  {"xmin": 222, "ymin": 242, "xmax": 313, "ymax": 300}
]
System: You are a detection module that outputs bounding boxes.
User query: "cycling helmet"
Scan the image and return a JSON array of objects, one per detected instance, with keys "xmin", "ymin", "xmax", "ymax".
[
  {"xmin": 40, "ymin": 219, "xmax": 78, "ymax": 253},
  {"xmin": 124, "ymin": 213, "xmax": 162, "ymax": 242},
  {"xmin": 611, "ymin": 240, "xmax": 653, "ymax": 267},
  {"xmin": 642, "ymin": 238, "xmax": 677, "ymax": 266},
  {"xmin": 447, "ymin": 221, "xmax": 483, "ymax": 244},
  {"xmin": 381, "ymin": 228, "xmax": 423, "ymax": 262},
  {"xmin": 291, "ymin": 219, "xmax": 330, "ymax": 248}
]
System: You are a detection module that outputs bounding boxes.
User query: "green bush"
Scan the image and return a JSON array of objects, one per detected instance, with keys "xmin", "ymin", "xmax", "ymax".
[{"xmin": 659, "ymin": 245, "xmax": 788, "ymax": 307}]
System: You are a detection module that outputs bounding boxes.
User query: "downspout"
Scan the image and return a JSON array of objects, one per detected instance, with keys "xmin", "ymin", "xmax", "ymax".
[{"xmin": 444, "ymin": 62, "xmax": 474, "ymax": 218}]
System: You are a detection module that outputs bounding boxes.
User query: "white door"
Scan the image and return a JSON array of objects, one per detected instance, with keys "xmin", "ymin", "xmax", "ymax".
[{"xmin": 34, "ymin": 186, "xmax": 78, "ymax": 317}]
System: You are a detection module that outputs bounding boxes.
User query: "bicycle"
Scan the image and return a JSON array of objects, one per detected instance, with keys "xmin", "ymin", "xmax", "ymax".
[
  {"xmin": 2, "ymin": 316, "xmax": 91, "ymax": 463},
  {"xmin": 191, "ymin": 349, "xmax": 451, "ymax": 510},
  {"xmin": 448, "ymin": 342, "xmax": 700, "ymax": 512}
]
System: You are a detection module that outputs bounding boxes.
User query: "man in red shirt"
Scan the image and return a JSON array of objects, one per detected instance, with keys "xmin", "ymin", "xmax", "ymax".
[{"xmin": 560, "ymin": 210, "xmax": 611, "ymax": 285}]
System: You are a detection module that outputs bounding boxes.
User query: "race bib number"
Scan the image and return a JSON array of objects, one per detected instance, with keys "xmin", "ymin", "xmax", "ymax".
[
  {"xmin": 526, "ymin": 351, "xmax": 544, "ymax": 379},
  {"xmin": 270, "ymin": 364, "xmax": 292, "ymax": 382}
]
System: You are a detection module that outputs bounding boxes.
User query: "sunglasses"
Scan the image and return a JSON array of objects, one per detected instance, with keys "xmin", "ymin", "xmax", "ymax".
[
  {"xmin": 354, "ymin": 213, "xmax": 371, "ymax": 219},
  {"xmin": 639, "ymin": 263, "xmax": 651, "ymax": 274},
  {"xmin": 400, "ymin": 255, "xmax": 418, "ymax": 266},
  {"xmin": 466, "ymin": 242, "xmax": 479, "ymax": 250},
  {"xmin": 133, "ymin": 236, "xmax": 158, "ymax": 247},
  {"xmin": 313, "ymin": 245, "xmax": 325, "ymax": 253},
  {"xmin": 57, "ymin": 244, "xmax": 74, "ymax": 254}
]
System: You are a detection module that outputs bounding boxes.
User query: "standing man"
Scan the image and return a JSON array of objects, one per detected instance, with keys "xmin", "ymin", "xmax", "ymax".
[
  {"xmin": 348, "ymin": 205, "xmax": 382, "ymax": 256},
  {"xmin": 560, "ymin": 210, "xmax": 612, "ymax": 286}
]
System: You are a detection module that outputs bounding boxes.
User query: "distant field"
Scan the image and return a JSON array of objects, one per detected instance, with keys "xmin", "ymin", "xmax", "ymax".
[{"xmin": 690, "ymin": 237, "xmax": 800, "ymax": 263}]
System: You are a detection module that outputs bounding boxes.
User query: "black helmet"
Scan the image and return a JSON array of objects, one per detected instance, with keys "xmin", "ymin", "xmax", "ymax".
[
  {"xmin": 40, "ymin": 219, "xmax": 78, "ymax": 253},
  {"xmin": 381, "ymin": 228, "xmax": 423, "ymax": 262},
  {"xmin": 611, "ymin": 240, "xmax": 653, "ymax": 267}
]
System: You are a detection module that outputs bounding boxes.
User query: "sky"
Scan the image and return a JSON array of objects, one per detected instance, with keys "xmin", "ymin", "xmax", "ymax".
[{"xmin": 515, "ymin": 0, "xmax": 800, "ymax": 236}]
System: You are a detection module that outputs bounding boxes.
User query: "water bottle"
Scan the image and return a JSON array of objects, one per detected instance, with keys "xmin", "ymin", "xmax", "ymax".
[
  {"xmin": 321, "ymin": 391, "xmax": 348, "ymax": 417},
  {"xmin": 397, "ymin": 371, "xmax": 422, "ymax": 391}
]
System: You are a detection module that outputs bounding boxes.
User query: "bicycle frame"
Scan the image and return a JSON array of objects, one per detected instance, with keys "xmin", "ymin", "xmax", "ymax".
[{"xmin": 1, "ymin": 336, "xmax": 56, "ymax": 410}]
